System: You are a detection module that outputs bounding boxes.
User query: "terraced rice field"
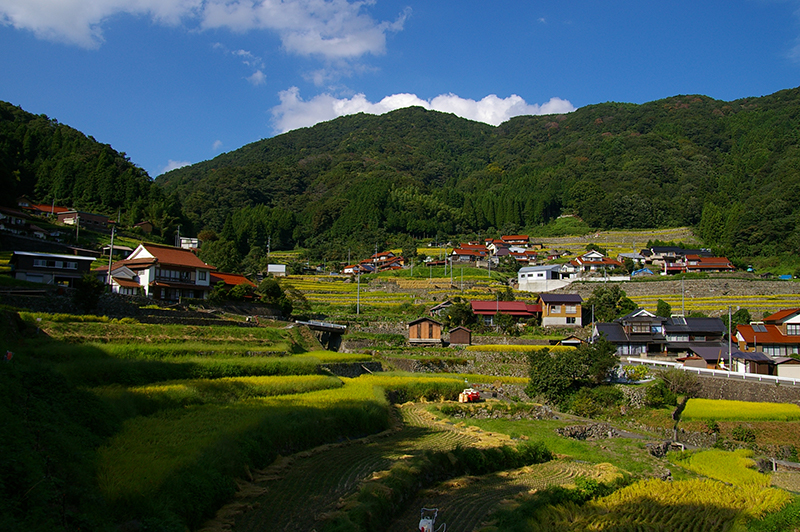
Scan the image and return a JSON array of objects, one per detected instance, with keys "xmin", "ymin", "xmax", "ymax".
[
  {"xmin": 213, "ymin": 404, "xmax": 498, "ymax": 532},
  {"xmin": 282, "ymin": 277, "xmax": 414, "ymax": 306},
  {"xmin": 215, "ymin": 404, "xmax": 621, "ymax": 532},
  {"xmin": 629, "ymin": 293, "xmax": 800, "ymax": 314},
  {"xmin": 386, "ymin": 461, "xmax": 621, "ymax": 532}
]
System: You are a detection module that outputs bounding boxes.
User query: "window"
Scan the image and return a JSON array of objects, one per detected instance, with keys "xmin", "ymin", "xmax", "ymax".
[
  {"xmin": 428, "ymin": 323, "xmax": 434, "ymax": 337},
  {"xmin": 565, "ymin": 305, "xmax": 577, "ymax": 314},
  {"xmin": 787, "ymin": 324, "xmax": 800, "ymax": 335},
  {"xmin": 33, "ymin": 259, "xmax": 46, "ymax": 267},
  {"xmin": 566, "ymin": 317, "xmax": 576, "ymax": 324},
  {"xmin": 198, "ymin": 271, "xmax": 207, "ymax": 281},
  {"xmin": 631, "ymin": 323, "xmax": 649, "ymax": 334},
  {"xmin": 550, "ymin": 305, "xmax": 561, "ymax": 314}
]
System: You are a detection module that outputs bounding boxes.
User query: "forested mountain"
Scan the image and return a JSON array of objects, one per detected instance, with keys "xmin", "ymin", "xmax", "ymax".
[
  {"xmin": 158, "ymin": 87, "xmax": 800, "ymax": 261},
  {"xmin": 0, "ymin": 101, "xmax": 185, "ymax": 236},
  {"xmin": 4, "ymin": 87, "xmax": 800, "ymax": 265}
]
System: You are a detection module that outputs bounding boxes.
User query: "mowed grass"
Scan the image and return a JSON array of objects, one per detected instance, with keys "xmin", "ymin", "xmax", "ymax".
[{"xmin": 683, "ymin": 398, "xmax": 800, "ymax": 422}]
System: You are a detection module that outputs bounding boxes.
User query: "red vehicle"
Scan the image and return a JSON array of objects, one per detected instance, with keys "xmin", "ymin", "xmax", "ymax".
[{"xmin": 458, "ymin": 388, "xmax": 480, "ymax": 403}]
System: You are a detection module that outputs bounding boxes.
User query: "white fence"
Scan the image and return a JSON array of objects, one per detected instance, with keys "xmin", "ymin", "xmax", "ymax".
[{"xmin": 626, "ymin": 357, "xmax": 800, "ymax": 387}]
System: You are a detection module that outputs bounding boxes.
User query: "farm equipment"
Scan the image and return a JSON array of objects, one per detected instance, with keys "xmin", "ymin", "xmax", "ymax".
[
  {"xmin": 458, "ymin": 387, "xmax": 481, "ymax": 403},
  {"xmin": 419, "ymin": 507, "xmax": 445, "ymax": 532}
]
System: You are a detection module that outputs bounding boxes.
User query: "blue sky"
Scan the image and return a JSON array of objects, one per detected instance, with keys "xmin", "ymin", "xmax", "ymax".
[{"xmin": 2, "ymin": 1, "xmax": 799, "ymax": 178}]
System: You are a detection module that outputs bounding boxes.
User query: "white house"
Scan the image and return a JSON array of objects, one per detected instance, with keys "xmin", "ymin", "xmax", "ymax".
[
  {"xmin": 517, "ymin": 264, "xmax": 571, "ymax": 293},
  {"xmin": 97, "ymin": 243, "xmax": 215, "ymax": 301}
]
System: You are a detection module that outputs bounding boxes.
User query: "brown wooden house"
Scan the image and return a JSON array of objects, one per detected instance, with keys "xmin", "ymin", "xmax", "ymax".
[{"xmin": 408, "ymin": 317, "xmax": 443, "ymax": 345}]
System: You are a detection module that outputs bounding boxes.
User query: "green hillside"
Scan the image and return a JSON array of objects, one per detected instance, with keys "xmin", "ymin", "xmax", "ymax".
[
  {"xmin": 157, "ymin": 87, "xmax": 800, "ymax": 261},
  {"xmin": 5, "ymin": 87, "xmax": 800, "ymax": 263},
  {"xmin": 0, "ymin": 101, "xmax": 186, "ymax": 238}
]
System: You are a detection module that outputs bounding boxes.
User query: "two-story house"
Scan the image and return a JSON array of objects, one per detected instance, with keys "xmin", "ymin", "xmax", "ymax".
[
  {"xmin": 736, "ymin": 308, "xmax": 800, "ymax": 357},
  {"xmin": 594, "ymin": 309, "xmax": 726, "ymax": 357},
  {"xmin": 538, "ymin": 293, "xmax": 583, "ymax": 327},
  {"xmin": 99, "ymin": 243, "xmax": 215, "ymax": 301}
]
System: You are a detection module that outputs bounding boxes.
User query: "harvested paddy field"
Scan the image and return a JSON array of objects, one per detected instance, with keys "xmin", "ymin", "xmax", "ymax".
[{"xmin": 210, "ymin": 403, "xmax": 636, "ymax": 532}]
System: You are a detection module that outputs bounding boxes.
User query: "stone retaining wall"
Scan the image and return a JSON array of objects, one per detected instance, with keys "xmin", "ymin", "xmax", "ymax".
[{"xmin": 695, "ymin": 375, "xmax": 800, "ymax": 404}]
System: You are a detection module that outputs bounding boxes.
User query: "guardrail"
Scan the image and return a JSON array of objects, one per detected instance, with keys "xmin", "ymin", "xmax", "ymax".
[{"xmin": 626, "ymin": 357, "xmax": 800, "ymax": 387}]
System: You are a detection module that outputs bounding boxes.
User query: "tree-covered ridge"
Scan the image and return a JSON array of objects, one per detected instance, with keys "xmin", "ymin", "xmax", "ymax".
[
  {"xmin": 0, "ymin": 101, "xmax": 190, "ymax": 236},
  {"xmin": 157, "ymin": 87, "xmax": 800, "ymax": 260}
]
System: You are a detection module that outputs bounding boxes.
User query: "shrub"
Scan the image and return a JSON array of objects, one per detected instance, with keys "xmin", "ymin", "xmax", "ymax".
[
  {"xmin": 732, "ymin": 424, "xmax": 757, "ymax": 444},
  {"xmin": 621, "ymin": 365, "xmax": 649, "ymax": 381},
  {"xmin": 644, "ymin": 380, "xmax": 677, "ymax": 408},
  {"xmin": 658, "ymin": 368, "xmax": 701, "ymax": 397}
]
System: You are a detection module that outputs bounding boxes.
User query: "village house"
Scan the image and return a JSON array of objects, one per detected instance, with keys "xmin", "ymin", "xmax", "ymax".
[
  {"xmin": 594, "ymin": 308, "xmax": 726, "ymax": 357},
  {"xmin": 538, "ymin": 293, "xmax": 583, "ymax": 327},
  {"xmin": 97, "ymin": 242, "xmax": 215, "ymax": 301},
  {"xmin": 10, "ymin": 251, "xmax": 96, "ymax": 287},
  {"xmin": 736, "ymin": 308, "xmax": 800, "ymax": 357},
  {"xmin": 500, "ymin": 235, "xmax": 529, "ymax": 246},
  {"xmin": 470, "ymin": 300, "xmax": 541, "ymax": 326},
  {"xmin": 561, "ymin": 250, "xmax": 623, "ymax": 278},
  {"xmin": 517, "ymin": 264, "xmax": 571, "ymax": 293},
  {"xmin": 210, "ymin": 271, "xmax": 256, "ymax": 292},
  {"xmin": 17, "ymin": 196, "xmax": 71, "ymax": 217},
  {"xmin": 57, "ymin": 210, "xmax": 111, "ymax": 232}
]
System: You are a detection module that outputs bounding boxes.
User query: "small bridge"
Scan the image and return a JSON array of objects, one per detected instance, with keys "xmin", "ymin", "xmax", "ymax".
[{"xmin": 295, "ymin": 320, "xmax": 347, "ymax": 350}]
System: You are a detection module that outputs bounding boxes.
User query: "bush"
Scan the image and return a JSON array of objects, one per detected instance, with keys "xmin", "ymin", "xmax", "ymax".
[
  {"xmin": 659, "ymin": 368, "xmax": 701, "ymax": 397},
  {"xmin": 732, "ymin": 424, "xmax": 757, "ymax": 444},
  {"xmin": 644, "ymin": 380, "xmax": 677, "ymax": 408},
  {"xmin": 569, "ymin": 386, "xmax": 624, "ymax": 418}
]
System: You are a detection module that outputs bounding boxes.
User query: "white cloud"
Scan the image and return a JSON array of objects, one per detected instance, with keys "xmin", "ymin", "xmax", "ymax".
[
  {"xmin": 247, "ymin": 69, "xmax": 266, "ymax": 85},
  {"xmin": 0, "ymin": 0, "xmax": 201, "ymax": 48},
  {"xmin": 271, "ymin": 87, "xmax": 576, "ymax": 133},
  {"xmin": 212, "ymin": 139, "xmax": 223, "ymax": 150},
  {"xmin": 0, "ymin": 0, "xmax": 408, "ymax": 57},
  {"xmin": 160, "ymin": 159, "xmax": 192, "ymax": 174}
]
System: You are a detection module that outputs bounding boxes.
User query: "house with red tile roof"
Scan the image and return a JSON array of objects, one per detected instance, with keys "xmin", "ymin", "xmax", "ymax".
[
  {"xmin": 560, "ymin": 250, "xmax": 623, "ymax": 278},
  {"xmin": 501, "ymin": 235, "xmax": 529, "ymax": 246},
  {"xmin": 99, "ymin": 243, "xmax": 216, "ymax": 301},
  {"xmin": 736, "ymin": 308, "xmax": 800, "ymax": 357},
  {"xmin": 470, "ymin": 300, "xmax": 541, "ymax": 326},
  {"xmin": 451, "ymin": 247, "xmax": 487, "ymax": 262},
  {"xmin": 211, "ymin": 272, "xmax": 256, "ymax": 290}
]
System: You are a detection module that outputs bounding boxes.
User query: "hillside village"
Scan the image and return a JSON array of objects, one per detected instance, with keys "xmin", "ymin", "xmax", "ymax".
[
  {"xmin": 4, "ymin": 198, "xmax": 799, "ymax": 386},
  {"xmin": 4, "ymin": 96, "xmax": 800, "ymax": 531}
]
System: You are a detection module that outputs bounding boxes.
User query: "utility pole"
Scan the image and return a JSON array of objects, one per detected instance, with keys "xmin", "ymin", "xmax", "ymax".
[
  {"xmin": 107, "ymin": 223, "xmax": 116, "ymax": 287},
  {"xmin": 728, "ymin": 305, "xmax": 732, "ymax": 371},
  {"xmin": 356, "ymin": 272, "xmax": 360, "ymax": 315},
  {"xmin": 267, "ymin": 235, "xmax": 271, "ymax": 261}
]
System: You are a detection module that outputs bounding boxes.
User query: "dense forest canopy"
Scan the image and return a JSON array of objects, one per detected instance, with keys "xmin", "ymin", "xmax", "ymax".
[
  {"xmin": 0, "ymin": 101, "xmax": 186, "ymax": 238},
  {"xmin": 4, "ymin": 87, "xmax": 800, "ymax": 264},
  {"xmin": 157, "ymin": 87, "xmax": 800, "ymax": 260}
]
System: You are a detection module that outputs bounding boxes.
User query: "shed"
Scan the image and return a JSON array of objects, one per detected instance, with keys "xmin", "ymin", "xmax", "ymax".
[
  {"xmin": 774, "ymin": 357, "xmax": 800, "ymax": 379},
  {"xmin": 408, "ymin": 317, "xmax": 443, "ymax": 345},
  {"xmin": 449, "ymin": 326, "xmax": 472, "ymax": 346}
]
